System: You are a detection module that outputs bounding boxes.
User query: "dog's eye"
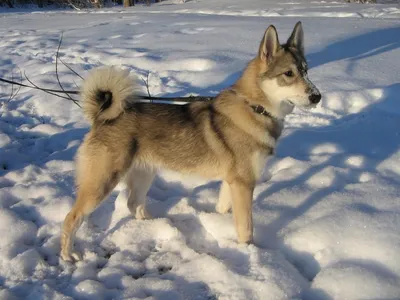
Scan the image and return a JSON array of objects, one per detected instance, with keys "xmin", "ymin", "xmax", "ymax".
[{"xmin": 284, "ymin": 70, "xmax": 294, "ymax": 77}]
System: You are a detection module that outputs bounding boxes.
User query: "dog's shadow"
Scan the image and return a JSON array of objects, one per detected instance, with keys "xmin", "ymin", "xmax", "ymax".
[
  {"xmin": 307, "ymin": 25, "xmax": 400, "ymax": 72},
  {"xmin": 254, "ymin": 88, "xmax": 400, "ymax": 297},
  {"xmin": 91, "ymin": 175, "xmax": 254, "ymax": 280},
  {"xmin": 247, "ymin": 25, "xmax": 400, "ymax": 288}
]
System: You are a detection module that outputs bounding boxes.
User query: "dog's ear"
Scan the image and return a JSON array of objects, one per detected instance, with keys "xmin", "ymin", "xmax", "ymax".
[
  {"xmin": 259, "ymin": 25, "xmax": 280, "ymax": 62},
  {"xmin": 287, "ymin": 21, "xmax": 304, "ymax": 54}
]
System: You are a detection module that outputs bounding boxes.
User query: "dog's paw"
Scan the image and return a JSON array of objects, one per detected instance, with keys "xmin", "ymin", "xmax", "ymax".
[
  {"xmin": 60, "ymin": 250, "xmax": 82, "ymax": 262},
  {"xmin": 236, "ymin": 229, "xmax": 253, "ymax": 244},
  {"xmin": 135, "ymin": 205, "xmax": 152, "ymax": 220},
  {"xmin": 237, "ymin": 235, "xmax": 253, "ymax": 244}
]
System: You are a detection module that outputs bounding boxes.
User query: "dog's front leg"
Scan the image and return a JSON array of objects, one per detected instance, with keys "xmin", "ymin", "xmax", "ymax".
[
  {"xmin": 230, "ymin": 179, "xmax": 254, "ymax": 244},
  {"xmin": 216, "ymin": 181, "xmax": 232, "ymax": 214}
]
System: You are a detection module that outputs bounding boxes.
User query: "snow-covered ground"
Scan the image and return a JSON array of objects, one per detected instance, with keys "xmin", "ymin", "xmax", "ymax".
[{"xmin": 0, "ymin": 0, "xmax": 400, "ymax": 299}]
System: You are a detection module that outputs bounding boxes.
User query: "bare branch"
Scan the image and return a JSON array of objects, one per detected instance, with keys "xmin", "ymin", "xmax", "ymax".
[
  {"xmin": 5, "ymin": 68, "xmax": 22, "ymax": 104},
  {"xmin": 8, "ymin": 69, "xmax": 14, "ymax": 103},
  {"xmin": 60, "ymin": 58, "xmax": 84, "ymax": 80},
  {"xmin": 72, "ymin": 78, "xmax": 80, "ymax": 90},
  {"xmin": 52, "ymin": 33, "xmax": 81, "ymax": 107},
  {"xmin": 9, "ymin": 67, "xmax": 22, "ymax": 102},
  {"xmin": 14, "ymin": 68, "xmax": 23, "ymax": 100},
  {"xmin": 1, "ymin": 74, "xmax": 214, "ymax": 104},
  {"xmin": 140, "ymin": 71, "xmax": 153, "ymax": 103},
  {"xmin": 24, "ymin": 71, "xmax": 72, "ymax": 101},
  {"xmin": 66, "ymin": 0, "xmax": 82, "ymax": 10},
  {"xmin": 24, "ymin": 71, "xmax": 82, "ymax": 107},
  {"xmin": 0, "ymin": 77, "xmax": 79, "ymax": 94},
  {"xmin": 55, "ymin": 33, "xmax": 75, "ymax": 101},
  {"xmin": 1, "ymin": 75, "xmax": 213, "ymax": 104},
  {"xmin": 145, "ymin": 72, "xmax": 151, "ymax": 98},
  {"xmin": 140, "ymin": 72, "xmax": 151, "ymax": 96}
]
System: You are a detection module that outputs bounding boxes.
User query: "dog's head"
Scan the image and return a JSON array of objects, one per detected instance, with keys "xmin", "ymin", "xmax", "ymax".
[{"xmin": 257, "ymin": 22, "xmax": 321, "ymax": 112}]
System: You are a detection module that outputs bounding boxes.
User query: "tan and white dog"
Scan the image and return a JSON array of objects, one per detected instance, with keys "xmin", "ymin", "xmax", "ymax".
[{"xmin": 60, "ymin": 22, "xmax": 321, "ymax": 261}]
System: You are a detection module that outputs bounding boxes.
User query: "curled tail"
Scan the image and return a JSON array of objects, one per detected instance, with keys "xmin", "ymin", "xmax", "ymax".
[{"xmin": 81, "ymin": 66, "xmax": 138, "ymax": 124}]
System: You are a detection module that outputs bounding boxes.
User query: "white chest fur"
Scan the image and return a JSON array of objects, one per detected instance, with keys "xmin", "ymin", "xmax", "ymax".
[{"xmin": 251, "ymin": 150, "xmax": 270, "ymax": 181}]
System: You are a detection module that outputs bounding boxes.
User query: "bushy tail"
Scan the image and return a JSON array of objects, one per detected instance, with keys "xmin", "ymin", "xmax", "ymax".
[{"xmin": 81, "ymin": 66, "xmax": 138, "ymax": 124}]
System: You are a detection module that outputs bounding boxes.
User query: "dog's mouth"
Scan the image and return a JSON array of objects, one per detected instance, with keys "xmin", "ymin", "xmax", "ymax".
[
  {"xmin": 302, "ymin": 102, "xmax": 319, "ymax": 110},
  {"xmin": 285, "ymin": 99, "xmax": 319, "ymax": 110},
  {"xmin": 286, "ymin": 100, "xmax": 295, "ymax": 106}
]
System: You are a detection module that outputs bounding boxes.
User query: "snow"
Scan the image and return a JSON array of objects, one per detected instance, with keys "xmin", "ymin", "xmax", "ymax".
[{"xmin": 1, "ymin": 0, "xmax": 400, "ymax": 299}]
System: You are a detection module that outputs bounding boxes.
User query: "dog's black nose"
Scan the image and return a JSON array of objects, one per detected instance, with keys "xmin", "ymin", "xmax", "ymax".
[{"xmin": 309, "ymin": 93, "xmax": 321, "ymax": 104}]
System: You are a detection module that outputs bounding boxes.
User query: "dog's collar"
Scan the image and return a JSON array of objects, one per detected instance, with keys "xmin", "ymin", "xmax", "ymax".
[
  {"xmin": 249, "ymin": 104, "xmax": 282, "ymax": 121},
  {"xmin": 228, "ymin": 90, "xmax": 282, "ymax": 121}
]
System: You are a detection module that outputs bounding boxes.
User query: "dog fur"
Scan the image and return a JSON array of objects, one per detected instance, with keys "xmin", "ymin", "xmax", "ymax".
[{"xmin": 60, "ymin": 21, "xmax": 321, "ymax": 261}]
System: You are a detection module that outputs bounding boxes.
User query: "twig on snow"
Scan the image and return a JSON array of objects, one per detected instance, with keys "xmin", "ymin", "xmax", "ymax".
[
  {"xmin": 0, "ymin": 77, "xmax": 79, "ymax": 95},
  {"xmin": 10, "ymin": 68, "xmax": 22, "ymax": 102},
  {"xmin": 60, "ymin": 57, "xmax": 84, "ymax": 80},
  {"xmin": 8, "ymin": 69, "xmax": 14, "ymax": 103},
  {"xmin": 140, "ymin": 71, "xmax": 152, "ymax": 103},
  {"xmin": 4, "ymin": 67, "xmax": 22, "ymax": 104},
  {"xmin": 24, "ymin": 71, "xmax": 81, "ymax": 105},
  {"xmin": 55, "ymin": 33, "xmax": 80, "ymax": 105},
  {"xmin": 1, "ymin": 74, "xmax": 215, "ymax": 104}
]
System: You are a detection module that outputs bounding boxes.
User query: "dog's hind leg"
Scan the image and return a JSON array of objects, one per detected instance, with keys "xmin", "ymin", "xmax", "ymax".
[
  {"xmin": 216, "ymin": 181, "xmax": 232, "ymax": 214},
  {"xmin": 125, "ymin": 167, "xmax": 155, "ymax": 220},
  {"xmin": 60, "ymin": 146, "xmax": 131, "ymax": 262}
]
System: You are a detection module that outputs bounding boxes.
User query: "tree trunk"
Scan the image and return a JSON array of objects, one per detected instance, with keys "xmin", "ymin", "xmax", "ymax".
[
  {"xmin": 6, "ymin": 0, "xmax": 14, "ymax": 8},
  {"xmin": 123, "ymin": 0, "xmax": 134, "ymax": 6},
  {"xmin": 92, "ymin": 0, "xmax": 101, "ymax": 8}
]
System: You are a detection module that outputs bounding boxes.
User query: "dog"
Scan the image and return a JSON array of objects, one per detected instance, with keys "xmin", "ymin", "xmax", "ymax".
[{"xmin": 60, "ymin": 22, "xmax": 321, "ymax": 261}]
